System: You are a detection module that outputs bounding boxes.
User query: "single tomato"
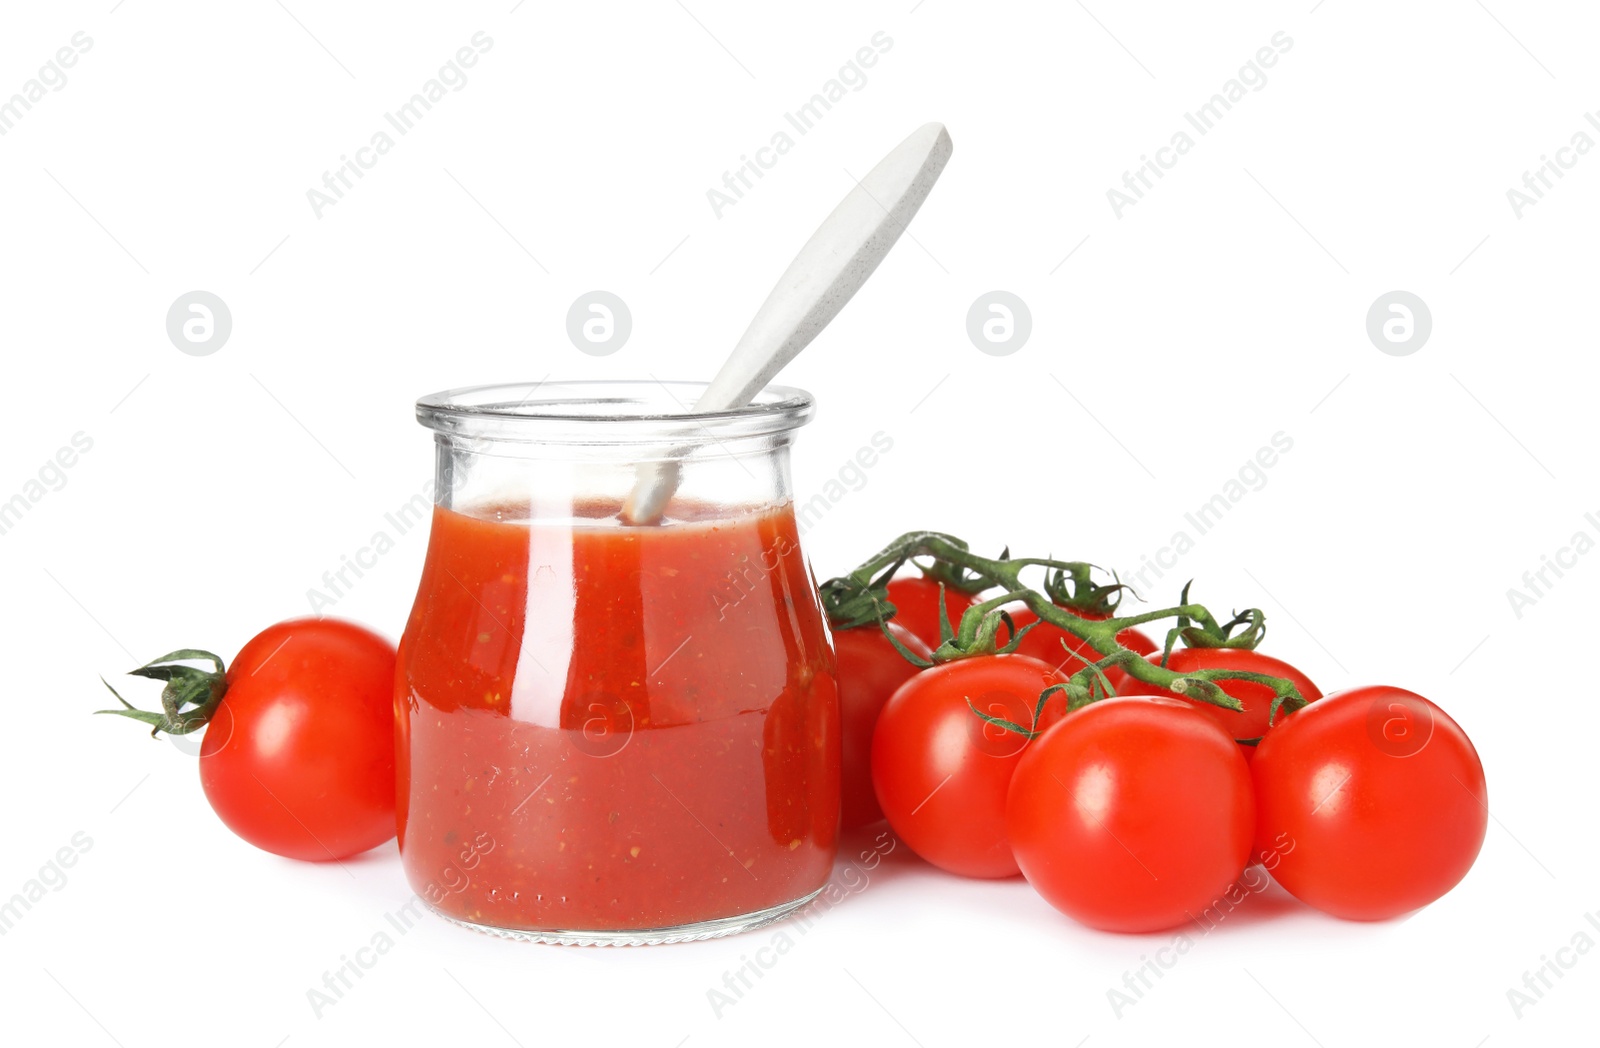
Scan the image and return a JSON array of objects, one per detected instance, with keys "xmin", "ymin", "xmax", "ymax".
[
  {"xmin": 1010, "ymin": 604, "xmax": 1157, "ymax": 694},
  {"xmin": 871, "ymin": 653, "xmax": 1066, "ymax": 878},
  {"xmin": 833, "ymin": 621, "xmax": 932, "ymax": 829},
  {"xmin": 1006, "ymin": 696, "xmax": 1254, "ymax": 933},
  {"xmin": 1118, "ymin": 647, "xmax": 1321, "ymax": 760},
  {"xmin": 101, "ymin": 618, "xmax": 400, "ymax": 861},
  {"xmin": 1251, "ymin": 686, "xmax": 1487, "ymax": 921},
  {"xmin": 885, "ymin": 575, "xmax": 985, "ymax": 648},
  {"xmin": 198, "ymin": 619, "xmax": 398, "ymax": 861}
]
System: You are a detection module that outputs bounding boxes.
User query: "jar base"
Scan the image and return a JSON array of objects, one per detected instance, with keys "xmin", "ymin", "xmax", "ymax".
[{"xmin": 424, "ymin": 886, "xmax": 826, "ymax": 946}]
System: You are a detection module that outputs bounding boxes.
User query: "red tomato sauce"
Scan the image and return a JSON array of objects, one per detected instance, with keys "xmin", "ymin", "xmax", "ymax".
[{"xmin": 396, "ymin": 501, "xmax": 839, "ymax": 933}]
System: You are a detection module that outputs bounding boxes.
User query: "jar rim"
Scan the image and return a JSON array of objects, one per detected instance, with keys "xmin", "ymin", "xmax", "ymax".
[{"xmin": 416, "ymin": 380, "xmax": 816, "ymax": 445}]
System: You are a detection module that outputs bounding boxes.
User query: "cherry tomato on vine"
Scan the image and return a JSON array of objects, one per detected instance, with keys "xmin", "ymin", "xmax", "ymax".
[
  {"xmin": 885, "ymin": 575, "xmax": 985, "ymax": 648},
  {"xmin": 1251, "ymin": 686, "xmax": 1487, "ymax": 921},
  {"xmin": 101, "ymin": 618, "xmax": 399, "ymax": 861},
  {"xmin": 1119, "ymin": 647, "xmax": 1321, "ymax": 760},
  {"xmin": 205, "ymin": 621, "xmax": 398, "ymax": 861},
  {"xmin": 871, "ymin": 653, "xmax": 1066, "ymax": 878},
  {"xmin": 1006, "ymin": 695, "xmax": 1254, "ymax": 933},
  {"xmin": 833, "ymin": 621, "xmax": 932, "ymax": 829},
  {"xmin": 1010, "ymin": 605, "xmax": 1157, "ymax": 694}
]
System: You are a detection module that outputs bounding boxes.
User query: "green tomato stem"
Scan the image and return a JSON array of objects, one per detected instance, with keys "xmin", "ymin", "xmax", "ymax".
[{"xmin": 833, "ymin": 532, "xmax": 1308, "ymax": 720}]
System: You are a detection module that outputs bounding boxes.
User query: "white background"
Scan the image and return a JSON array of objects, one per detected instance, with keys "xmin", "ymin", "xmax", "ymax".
[{"xmin": 1, "ymin": 1, "xmax": 1594, "ymax": 1044}]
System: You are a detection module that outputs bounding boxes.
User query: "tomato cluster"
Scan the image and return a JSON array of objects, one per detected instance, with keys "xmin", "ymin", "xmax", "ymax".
[
  {"xmin": 828, "ymin": 550, "xmax": 1488, "ymax": 933},
  {"xmin": 100, "ymin": 533, "xmax": 1490, "ymax": 939}
]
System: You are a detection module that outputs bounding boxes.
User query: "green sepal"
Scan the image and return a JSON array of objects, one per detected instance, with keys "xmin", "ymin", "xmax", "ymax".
[
  {"xmin": 95, "ymin": 650, "xmax": 228, "ymax": 737},
  {"xmin": 1040, "ymin": 562, "xmax": 1127, "ymax": 618},
  {"xmin": 929, "ymin": 589, "xmax": 1034, "ymax": 663},
  {"xmin": 1177, "ymin": 607, "xmax": 1267, "ymax": 651},
  {"xmin": 914, "ymin": 549, "xmax": 992, "ymax": 597},
  {"xmin": 820, "ymin": 562, "xmax": 902, "ymax": 632}
]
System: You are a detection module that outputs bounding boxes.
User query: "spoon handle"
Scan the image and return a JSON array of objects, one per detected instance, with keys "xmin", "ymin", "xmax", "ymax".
[
  {"xmin": 623, "ymin": 122, "xmax": 953, "ymax": 524},
  {"xmin": 698, "ymin": 121, "xmax": 953, "ymax": 412}
]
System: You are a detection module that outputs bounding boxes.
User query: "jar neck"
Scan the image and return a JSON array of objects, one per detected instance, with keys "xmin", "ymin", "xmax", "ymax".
[
  {"xmin": 414, "ymin": 381, "xmax": 814, "ymax": 524},
  {"xmin": 434, "ymin": 433, "xmax": 798, "ymax": 524}
]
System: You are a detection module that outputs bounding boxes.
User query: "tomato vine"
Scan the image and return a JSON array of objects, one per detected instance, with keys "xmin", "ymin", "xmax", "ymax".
[{"xmin": 820, "ymin": 531, "xmax": 1309, "ymax": 728}]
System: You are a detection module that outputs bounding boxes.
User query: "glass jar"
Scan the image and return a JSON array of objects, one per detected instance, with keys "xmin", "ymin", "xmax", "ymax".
[{"xmin": 396, "ymin": 381, "xmax": 839, "ymax": 945}]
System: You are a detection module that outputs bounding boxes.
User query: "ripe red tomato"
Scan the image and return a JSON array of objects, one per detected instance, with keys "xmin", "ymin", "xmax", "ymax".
[
  {"xmin": 1006, "ymin": 696, "xmax": 1254, "ymax": 933},
  {"xmin": 871, "ymin": 653, "xmax": 1067, "ymax": 878},
  {"xmin": 885, "ymin": 575, "xmax": 984, "ymax": 648},
  {"xmin": 1251, "ymin": 686, "xmax": 1487, "ymax": 921},
  {"xmin": 1118, "ymin": 647, "xmax": 1321, "ymax": 760},
  {"xmin": 199, "ymin": 619, "xmax": 398, "ymax": 861},
  {"xmin": 1010, "ymin": 605, "xmax": 1157, "ymax": 694},
  {"xmin": 833, "ymin": 622, "xmax": 932, "ymax": 829}
]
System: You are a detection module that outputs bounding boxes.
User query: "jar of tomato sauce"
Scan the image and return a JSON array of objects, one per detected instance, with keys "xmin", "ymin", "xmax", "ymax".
[{"xmin": 396, "ymin": 381, "xmax": 839, "ymax": 944}]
